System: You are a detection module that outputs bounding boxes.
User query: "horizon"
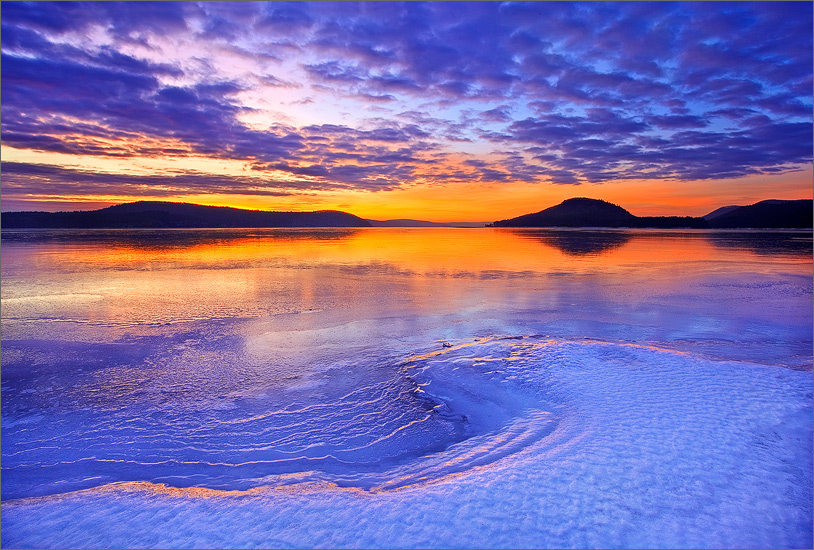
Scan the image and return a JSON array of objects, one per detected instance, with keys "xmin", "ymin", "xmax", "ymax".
[
  {"xmin": 2, "ymin": 195, "xmax": 812, "ymax": 224},
  {"xmin": 1, "ymin": 1, "xmax": 812, "ymax": 222}
]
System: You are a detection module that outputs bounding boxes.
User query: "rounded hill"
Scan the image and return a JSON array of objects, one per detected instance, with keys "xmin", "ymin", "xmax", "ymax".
[{"xmin": 492, "ymin": 198, "xmax": 636, "ymax": 228}]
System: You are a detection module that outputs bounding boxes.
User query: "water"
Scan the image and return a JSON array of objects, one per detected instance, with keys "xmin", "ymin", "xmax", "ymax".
[{"xmin": 1, "ymin": 228, "xmax": 811, "ymax": 548}]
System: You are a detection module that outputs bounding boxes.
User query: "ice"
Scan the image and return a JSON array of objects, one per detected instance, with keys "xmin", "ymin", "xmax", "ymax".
[
  {"xmin": 2, "ymin": 228, "xmax": 811, "ymax": 548},
  {"xmin": 2, "ymin": 339, "xmax": 811, "ymax": 548}
]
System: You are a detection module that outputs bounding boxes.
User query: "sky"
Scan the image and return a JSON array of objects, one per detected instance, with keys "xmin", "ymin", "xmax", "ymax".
[{"xmin": 1, "ymin": 1, "xmax": 812, "ymax": 221}]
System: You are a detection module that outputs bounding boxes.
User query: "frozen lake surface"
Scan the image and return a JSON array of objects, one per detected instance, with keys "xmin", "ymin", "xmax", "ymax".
[{"xmin": 1, "ymin": 228, "xmax": 811, "ymax": 548}]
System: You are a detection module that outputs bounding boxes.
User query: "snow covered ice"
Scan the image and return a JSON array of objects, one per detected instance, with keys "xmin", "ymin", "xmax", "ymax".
[{"xmin": 1, "ymin": 228, "xmax": 811, "ymax": 548}]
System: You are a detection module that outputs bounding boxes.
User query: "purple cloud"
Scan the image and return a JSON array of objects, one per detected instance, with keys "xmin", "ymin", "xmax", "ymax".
[
  {"xmin": 1, "ymin": 1, "xmax": 811, "ymax": 201},
  {"xmin": 0, "ymin": 161, "xmax": 307, "ymax": 197}
]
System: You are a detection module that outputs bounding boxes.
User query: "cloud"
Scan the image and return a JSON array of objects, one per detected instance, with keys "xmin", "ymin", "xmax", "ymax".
[
  {"xmin": 303, "ymin": 61, "xmax": 367, "ymax": 83},
  {"xmin": 503, "ymin": 110, "xmax": 812, "ymax": 184},
  {"xmin": 1, "ymin": 0, "xmax": 811, "ymax": 201},
  {"xmin": 256, "ymin": 3, "xmax": 314, "ymax": 32},
  {"xmin": 648, "ymin": 114, "xmax": 708, "ymax": 129},
  {"xmin": 1, "ymin": 46, "xmax": 306, "ymax": 163},
  {"xmin": 0, "ymin": 161, "xmax": 310, "ymax": 198}
]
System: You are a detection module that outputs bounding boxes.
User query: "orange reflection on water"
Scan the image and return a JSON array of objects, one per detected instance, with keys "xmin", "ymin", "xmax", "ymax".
[
  {"xmin": 2, "ymin": 227, "xmax": 811, "ymax": 280},
  {"xmin": 2, "ymin": 228, "xmax": 809, "ymax": 329}
]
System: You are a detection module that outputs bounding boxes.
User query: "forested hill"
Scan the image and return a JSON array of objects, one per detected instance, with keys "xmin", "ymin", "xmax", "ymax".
[
  {"xmin": 491, "ymin": 198, "xmax": 706, "ymax": 228},
  {"xmin": 1, "ymin": 201, "xmax": 373, "ymax": 228},
  {"xmin": 705, "ymin": 199, "xmax": 813, "ymax": 229},
  {"xmin": 491, "ymin": 198, "xmax": 812, "ymax": 229}
]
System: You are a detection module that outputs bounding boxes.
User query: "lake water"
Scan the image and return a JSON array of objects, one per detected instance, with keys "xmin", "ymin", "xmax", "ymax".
[{"xmin": 1, "ymin": 228, "xmax": 812, "ymax": 548}]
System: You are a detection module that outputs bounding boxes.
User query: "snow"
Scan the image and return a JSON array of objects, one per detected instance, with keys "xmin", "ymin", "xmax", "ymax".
[{"xmin": 2, "ymin": 228, "xmax": 811, "ymax": 548}]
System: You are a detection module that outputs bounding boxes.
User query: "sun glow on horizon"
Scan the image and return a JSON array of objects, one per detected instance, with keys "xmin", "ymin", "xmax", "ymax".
[{"xmin": 3, "ymin": 164, "xmax": 811, "ymax": 222}]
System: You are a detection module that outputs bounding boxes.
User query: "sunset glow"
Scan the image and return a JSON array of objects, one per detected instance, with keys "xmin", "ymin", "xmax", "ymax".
[
  {"xmin": 9, "ymin": 226, "xmax": 778, "ymax": 275},
  {"xmin": 1, "ymin": 1, "xmax": 812, "ymax": 220}
]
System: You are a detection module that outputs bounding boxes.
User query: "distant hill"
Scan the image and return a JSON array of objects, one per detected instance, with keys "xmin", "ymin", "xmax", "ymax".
[
  {"xmin": 707, "ymin": 199, "xmax": 812, "ymax": 229},
  {"xmin": 492, "ymin": 198, "xmax": 636, "ymax": 227},
  {"xmin": 491, "ymin": 198, "xmax": 706, "ymax": 228},
  {"xmin": 366, "ymin": 219, "xmax": 487, "ymax": 227},
  {"xmin": 702, "ymin": 205, "xmax": 741, "ymax": 221},
  {"xmin": 1, "ymin": 201, "xmax": 372, "ymax": 229},
  {"xmin": 492, "ymin": 197, "xmax": 812, "ymax": 229}
]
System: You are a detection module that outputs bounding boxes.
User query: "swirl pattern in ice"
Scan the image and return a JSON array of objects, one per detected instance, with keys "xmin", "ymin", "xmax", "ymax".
[{"xmin": 2, "ymin": 336, "xmax": 570, "ymax": 499}]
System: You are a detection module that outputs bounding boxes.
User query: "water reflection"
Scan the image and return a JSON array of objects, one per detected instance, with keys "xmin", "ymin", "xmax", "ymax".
[
  {"xmin": 505, "ymin": 229, "xmax": 633, "ymax": 256},
  {"xmin": 1, "ymin": 228, "xmax": 809, "ymax": 280},
  {"xmin": 0, "ymin": 228, "xmax": 362, "ymax": 248},
  {"xmin": 705, "ymin": 230, "xmax": 812, "ymax": 257}
]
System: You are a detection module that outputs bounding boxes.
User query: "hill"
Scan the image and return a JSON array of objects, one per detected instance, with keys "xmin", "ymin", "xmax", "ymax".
[
  {"xmin": 1, "ymin": 201, "xmax": 372, "ymax": 229},
  {"xmin": 491, "ymin": 198, "xmax": 706, "ymax": 228},
  {"xmin": 707, "ymin": 199, "xmax": 812, "ymax": 229},
  {"xmin": 492, "ymin": 198, "xmax": 812, "ymax": 229},
  {"xmin": 702, "ymin": 205, "xmax": 741, "ymax": 221},
  {"xmin": 492, "ymin": 198, "xmax": 636, "ymax": 228}
]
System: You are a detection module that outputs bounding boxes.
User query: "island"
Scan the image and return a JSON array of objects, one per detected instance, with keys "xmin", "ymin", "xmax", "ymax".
[
  {"xmin": 490, "ymin": 197, "xmax": 812, "ymax": 229},
  {"xmin": 1, "ymin": 201, "xmax": 373, "ymax": 229}
]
